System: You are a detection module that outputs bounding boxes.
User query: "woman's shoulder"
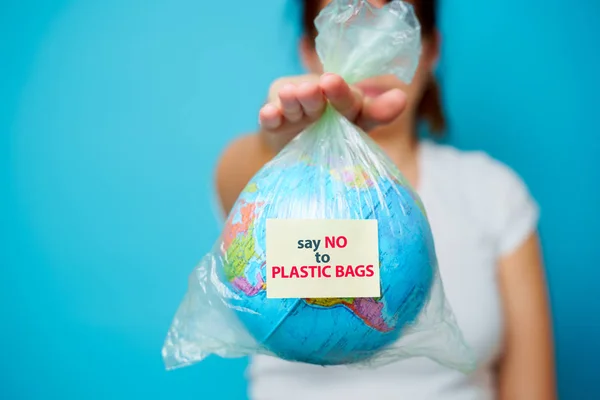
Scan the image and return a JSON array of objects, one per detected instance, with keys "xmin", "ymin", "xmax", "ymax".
[
  {"xmin": 421, "ymin": 139, "xmax": 530, "ymax": 196},
  {"xmin": 421, "ymin": 140, "xmax": 517, "ymax": 180},
  {"xmin": 421, "ymin": 140, "xmax": 539, "ymax": 255}
]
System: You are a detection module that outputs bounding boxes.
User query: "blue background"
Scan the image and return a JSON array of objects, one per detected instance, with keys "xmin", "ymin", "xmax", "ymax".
[{"xmin": 1, "ymin": 0, "xmax": 599, "ymax": 399}]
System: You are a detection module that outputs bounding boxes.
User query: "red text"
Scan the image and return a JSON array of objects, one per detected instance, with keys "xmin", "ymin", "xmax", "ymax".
[{"xmin": 324, "ymin": 235, "xmax": 347, "ymax": 249}]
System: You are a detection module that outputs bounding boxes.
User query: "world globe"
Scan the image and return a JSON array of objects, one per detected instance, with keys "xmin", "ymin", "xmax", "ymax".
[{"xmin": 220, "ymin": 155, "xmax": 437, "ymax": 366}]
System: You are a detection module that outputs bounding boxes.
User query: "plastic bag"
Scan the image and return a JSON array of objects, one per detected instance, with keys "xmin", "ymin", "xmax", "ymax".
[{"xmin": 162, "ymin": 0, "xmax": 475, "ymax": 372}]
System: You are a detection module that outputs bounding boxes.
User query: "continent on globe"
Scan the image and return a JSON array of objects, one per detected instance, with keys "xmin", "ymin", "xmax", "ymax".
[
  {"xmin": 244, "ymin": 182, "xmax": 258, "ymax": 193},
  {"xmin": 305, "ymin": 297, "xmax": 393, "ymax": 332},
  {"xmin": 223, "ymin": 201, "xmax": 257, "ymax": 249},
  {"xmin": 223, "ymin": 201, "xmax": 265, "ymax": 296},
  {"xmin": 233, "ymin": 270, "xmax": 265, "ymax": 297},
  {"xmin": 330, "ymin": 165, "xmax": 376, "ymax": 189}
]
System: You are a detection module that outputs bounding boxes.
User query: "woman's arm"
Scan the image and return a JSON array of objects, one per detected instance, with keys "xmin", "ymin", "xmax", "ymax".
[
  {"xmin": 215, "ymin": 133, "xmax": 274, "ymax": 215},
  {"xmin": 497, "ymin": 232, "xmax": 557, "ymax": 400}
]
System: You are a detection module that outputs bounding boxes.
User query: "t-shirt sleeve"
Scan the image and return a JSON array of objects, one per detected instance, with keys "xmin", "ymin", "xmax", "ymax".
[
  {"xmin": 496, "ymin": 167, "xmax": 539, "ymax": 256},
  {"xmin": 467, "ymin": 153, "xmax": 540, "ymax": 256}
]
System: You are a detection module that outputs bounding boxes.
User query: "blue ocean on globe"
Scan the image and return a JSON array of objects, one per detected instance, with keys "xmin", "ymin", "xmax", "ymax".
[{"xmin": 220, "ymin": 158, "xmax": 437, "ymax": 365}]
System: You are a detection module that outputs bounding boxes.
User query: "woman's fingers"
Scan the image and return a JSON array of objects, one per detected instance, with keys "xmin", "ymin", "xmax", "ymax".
[
  {"xmin": 297, "ymin": 81, "xmax": 326, "ymax": 120},
  {"xmin": 320, "ymin": 74, "xmax": 362, "ymax": 121},
  {"xmin": 260, "ymin": 74, "xmax": 407, "ymax": 136},
  {"xmin": 357, "ymin": 89, "xmax": 407, "ymax": 131},
  {"xmin": 261, "ymin": 80, "xmax": 326, "ymax": 133},
  {"xmin": 259, "ymin": 103, "xmax": 283, "ymax": 130},
  {"xmin": 278, "ymin": 84, "xmax": 304, "ymax": 123},
  {"xmin": 320, "ymin": 73, "xmax": 406, "ymax": 130}
]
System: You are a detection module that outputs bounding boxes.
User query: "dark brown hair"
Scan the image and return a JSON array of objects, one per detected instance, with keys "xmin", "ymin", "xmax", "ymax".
[{"xmin": 300, "ymin": 0, "xmax": 446, "ymax": 134}]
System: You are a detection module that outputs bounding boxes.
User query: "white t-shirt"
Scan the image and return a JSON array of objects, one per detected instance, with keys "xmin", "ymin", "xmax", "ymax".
[{"xmin": 244, "ymin": 140, "xmax": 540, "ymax": 400}]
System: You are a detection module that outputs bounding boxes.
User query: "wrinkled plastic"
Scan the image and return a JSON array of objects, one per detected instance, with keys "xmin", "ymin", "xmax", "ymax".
[{"xmin": 162, "ymin": 0, "xmax": 475, "ymax": 372}]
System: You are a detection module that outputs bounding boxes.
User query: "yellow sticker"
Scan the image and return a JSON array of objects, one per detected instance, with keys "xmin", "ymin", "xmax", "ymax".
[{"xmin": 265, "ymin": 219, "xmax": 380, "ymax": 299}]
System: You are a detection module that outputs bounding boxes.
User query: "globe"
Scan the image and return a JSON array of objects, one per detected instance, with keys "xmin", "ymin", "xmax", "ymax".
[{"xmin": 220, "ymin": 156, "xmax": 437, "ymax": 366}]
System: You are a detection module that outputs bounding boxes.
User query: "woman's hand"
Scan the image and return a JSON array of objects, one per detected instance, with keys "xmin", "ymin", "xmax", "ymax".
[{"xmin": 259, "ymin": 73, "xmax": 407, "ymax": 152}]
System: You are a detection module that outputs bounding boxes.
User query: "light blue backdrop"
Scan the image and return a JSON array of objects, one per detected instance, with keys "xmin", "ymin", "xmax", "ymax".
[{"xmin": 1, "ymin": 0, "xmax": 599, "ymax": 399}]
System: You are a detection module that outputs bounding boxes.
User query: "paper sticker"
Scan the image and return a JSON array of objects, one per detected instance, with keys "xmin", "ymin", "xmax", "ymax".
[{"xmin": 265, "ymin": 219, "xmax": 380, "ymax": 299}]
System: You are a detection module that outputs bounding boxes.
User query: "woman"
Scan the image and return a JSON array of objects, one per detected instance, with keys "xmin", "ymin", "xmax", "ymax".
[{"xmin": 215, "ymin": 0, "xmax": 556, "ymax": 399}]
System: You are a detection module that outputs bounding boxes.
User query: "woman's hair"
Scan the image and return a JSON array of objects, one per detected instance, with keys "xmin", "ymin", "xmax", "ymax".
[{"xmin": 300, "ymin": 0, "xmax": 446, "ymax": 134}]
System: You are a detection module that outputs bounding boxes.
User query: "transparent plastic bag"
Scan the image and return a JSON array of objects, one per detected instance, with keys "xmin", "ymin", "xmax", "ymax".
[{"xmin": 162, "ymin": 0, "xmax": 475, "ymax": 372}]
